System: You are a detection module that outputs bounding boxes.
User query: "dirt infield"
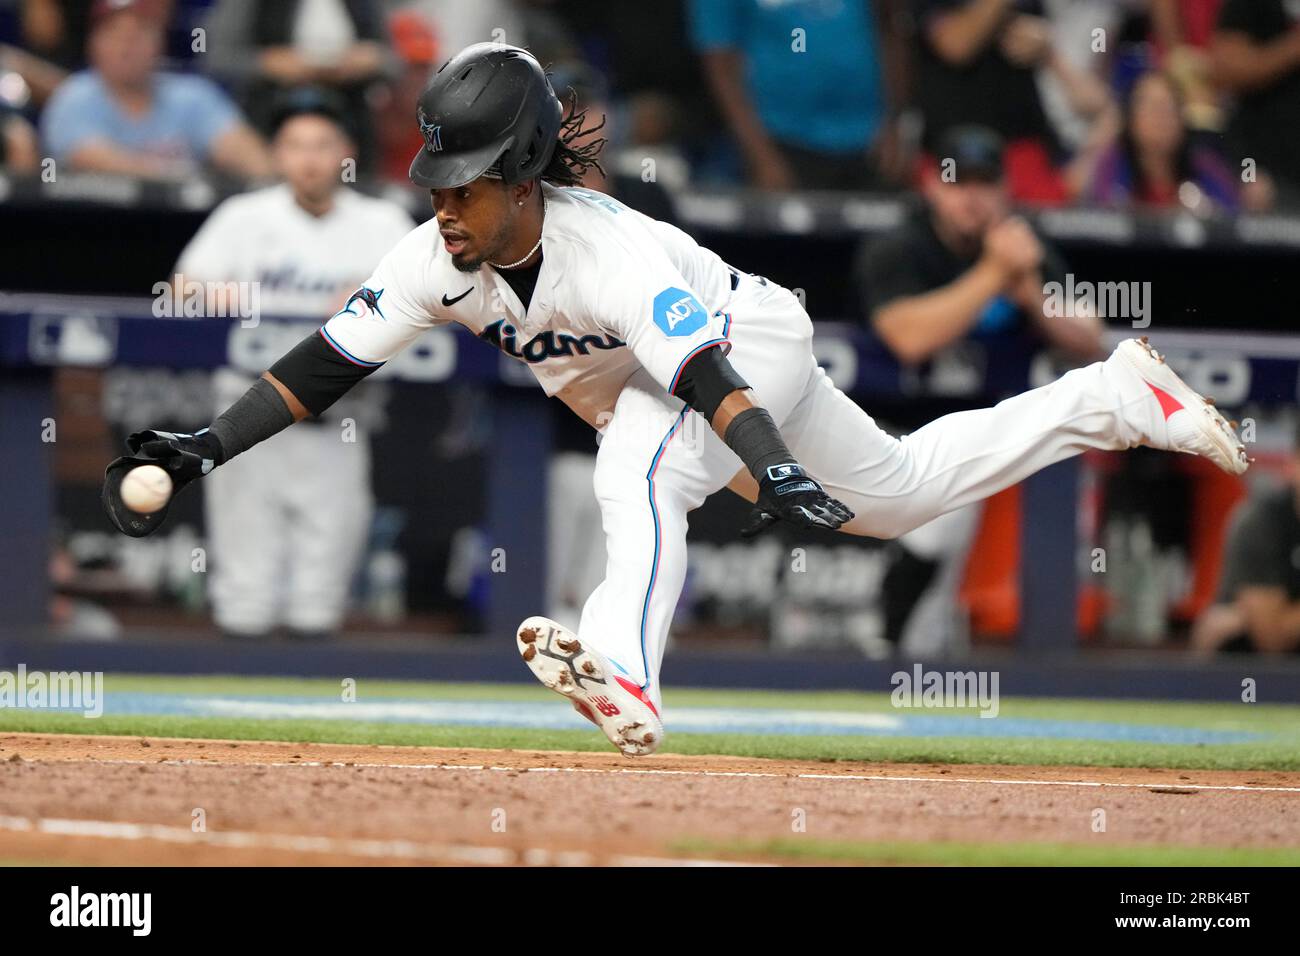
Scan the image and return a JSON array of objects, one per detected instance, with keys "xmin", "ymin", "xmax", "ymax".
[{"xmin": 2, "ymin": 733, "xmax": 1298, "ymax": 865}]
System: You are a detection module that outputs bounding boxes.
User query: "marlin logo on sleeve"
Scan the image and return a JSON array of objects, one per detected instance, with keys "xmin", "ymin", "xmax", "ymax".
[
  {"xmin": 652, "ymin": 287, "xmax": 707, "ymax": 338},
  {"xmin": 337, "ymin": 286, "xmax": 385, "ymax": 320}
]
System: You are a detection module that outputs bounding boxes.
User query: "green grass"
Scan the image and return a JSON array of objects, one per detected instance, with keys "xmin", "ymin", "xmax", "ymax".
[
  {"xmin": 96, "ymin": 673, "xmax": 1300, "ymax": 731},
  {"xmin": 1, "ymin": 672, "xmax": 1298, "ymax": 771},
  {"xmin": 674, "ymin": 838, "xmax": 1300, "ymax": 867}
]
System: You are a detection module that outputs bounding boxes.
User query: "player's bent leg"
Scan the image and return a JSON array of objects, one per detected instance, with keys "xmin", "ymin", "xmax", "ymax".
[
  {"xmin": 515, "ymin": 615, "xmax": 664, "ymax": 757},
  {"xmin": 516, "ymin": 372, "xmax": 737, "ymax": 755},
  {"xmin": 788, "ymin": 338, "xmax": 1248, "ymax": 540}
]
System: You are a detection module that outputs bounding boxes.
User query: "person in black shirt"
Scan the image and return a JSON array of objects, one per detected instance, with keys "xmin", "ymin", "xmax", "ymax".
[
  {"xmin": 1210, "ymin": 0, "xmax": 1300, "ymax": 209},
  {"xmin": 857, "ymin": 124, "xmax": 1102, "ymax": 366},
  {"xmin": 914, "ymin": 0, "xmax": 1066, "ymax": 201},
  {"xmin": 855, "ymin": 124, "xmax": 1101, "ymax": 653},
  {"xmin": 1195, "ymin": 423, "xmax": 1300, "ymax": 655}
]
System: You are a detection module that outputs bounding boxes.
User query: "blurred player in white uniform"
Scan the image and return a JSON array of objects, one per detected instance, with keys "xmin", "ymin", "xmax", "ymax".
[
  {"xmin": 172, "ymin": 88, "xmax": 414, "ymax": 638},
  {"xmin": 109, "ymin": 46, "xmax": 1249, "ymax": 754}
]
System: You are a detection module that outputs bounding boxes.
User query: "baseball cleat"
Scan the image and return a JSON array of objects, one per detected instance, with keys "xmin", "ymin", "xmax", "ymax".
[
  {"xmin": 516, "ymin": 616, "xmax": 664, "ymax": 757},
  {"xmin": 1115, "ymin": 337, "xmax": 1250, "ymax": 476}
]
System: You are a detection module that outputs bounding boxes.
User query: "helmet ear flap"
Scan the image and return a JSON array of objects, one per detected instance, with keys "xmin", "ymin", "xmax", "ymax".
[
  {"xmin": 503, "ymin": 99, "xmax": 559, "ymax": 182},
  {"xmin": 521, "ymin": 123, "xmax": 548, "ymax": 178}
]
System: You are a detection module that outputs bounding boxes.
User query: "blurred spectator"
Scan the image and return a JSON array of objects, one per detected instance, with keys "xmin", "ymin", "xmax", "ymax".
[
  {"xmin": 399, "ymin": 0, "xmax": 525, "ymax": 56},
  {"xmin": 40, "ymin": 0, "xmax": 271, "ymax": 179},
  {"xmin": 1151, "ymin": 0, "xmax": 1223, "ymax": 55},
  {"xmin": 855, "ymin": 123, "xmax": 1101, "ymax": 655},
  {"xmin": 172, "ymin": 87, "xmax": 414, "ymax": 640},
  {"xmin": 372, "ymin": 6, "xmax": 436, "ymax": 182},
  {"xmin": 1149, "ymin": 0, "xmax": 1224, "ymax": 131},
  {"xmin": 1, "ymin": 99, "xmax": 40, "ymax": 171},
  {"xmin": 915, "ymin": 0, "xmax": 1066, "ymax": 203},
  {"xmin": 1034, "ymin": 0, "xmax": 1125, "ymax": 153},
  {"xmin": 200, "ymin": 0, "xmax": 389, "ymax": 171},
  {"xmin": 689, "ymin": 0, "xmax": 907, "ymax": 191},
  {"xmin": 1194, "ymin": 422, "xmax": 1300, "ymax": 656},
  {"xmin": 0, "ymin": 40, "xmax": 72, "ymax": 105},
  {"xmin": 16, "ymin": 0, "xmax": 209, "ymax": 70},
  {"xmin": 19, "ymin": 0, "xmax": 98, "ymax": 71},
  {"xmin": 1080, "ymin": 70, "xmax": 1238, "ymax": 212},
  {"xmin": 857, "ymin": 124, "xmax": 1102, "ymax": 366},
  {"xmin": 1209, "ymin": 0, "xmax": 1300, "ymax": 209},
  {"xmin": 545, "ymin": 59, "xmax": 677, "ymax": 220},
  {"xmin": 549, "ymin": 0, "xmax": 712, "ymax": 180}
]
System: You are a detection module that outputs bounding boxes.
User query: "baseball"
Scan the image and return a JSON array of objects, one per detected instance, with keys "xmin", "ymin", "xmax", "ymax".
[{"xmin": 120, "ymin": 464, "xmax": 173, "ymax": 514}]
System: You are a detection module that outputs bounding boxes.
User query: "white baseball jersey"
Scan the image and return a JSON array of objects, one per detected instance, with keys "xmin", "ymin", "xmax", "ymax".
[
  {"xmin": 177, "ymin": 183, "xmax": 415, "ymax": 317},
  {"xmin": 321, "ymin": 183, "xmax": 737, "ymax": 427},
  {"xmin": 320, "ymin": 180, "xmax": 1153, "ymax": 719}
]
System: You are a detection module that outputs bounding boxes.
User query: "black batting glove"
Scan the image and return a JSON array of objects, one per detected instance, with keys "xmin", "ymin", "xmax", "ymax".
[
  {"xmin": 101, "ymin": 429, "xmax": 223, "ymax": 537},
  {"xmin": 740, "ymin": 462, "xmax": 855, "ymax": 538}
]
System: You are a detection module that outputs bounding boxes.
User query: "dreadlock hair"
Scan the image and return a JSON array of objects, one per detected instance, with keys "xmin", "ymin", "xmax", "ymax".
[{"xmin": 539, "ymin": 89, "xmax": 607, "ymax": 187}]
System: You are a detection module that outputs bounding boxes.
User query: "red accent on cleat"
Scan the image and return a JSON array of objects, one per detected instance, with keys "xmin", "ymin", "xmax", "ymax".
[
  {"xmin": 615, "ymin": 676, "xmax": 660, "ymax": 718},
  {"xmin": 1146, "ymin": 381, "xmax": 1184, "ymax": 420},
  {"xmin": 571, "ymin": 700, "xmax": 599, "ymax": 726},
  {"xmin": 589, "ymin": 695, "xmax": 621, "ymax": 717}
]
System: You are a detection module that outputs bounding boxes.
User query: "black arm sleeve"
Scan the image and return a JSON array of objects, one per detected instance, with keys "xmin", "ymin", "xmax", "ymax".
[
  {"xmin": 268, "ymin": 328, "xmax": 382, "ymax": 417},
  {"xmin": 208, "ymin": 377, "xmax": 293, "ymax": 463},
  {"xmin": 723, "ymin": 406, "xmax": 797, "ymax": 484},
  {"xmin": 671, "ymin": 345, "xmax": 750, "ymax": 422}
]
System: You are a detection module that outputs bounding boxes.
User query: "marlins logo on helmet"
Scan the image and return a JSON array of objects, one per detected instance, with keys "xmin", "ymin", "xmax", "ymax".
[{"xmin": 418, "ymin": 115, "xmax": 443, "ymax": 153}]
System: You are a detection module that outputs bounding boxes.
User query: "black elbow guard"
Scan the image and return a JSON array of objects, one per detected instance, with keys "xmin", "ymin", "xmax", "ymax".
[
  {"xmin": 268, "ymin": 329, "xmax": 382, "ymax": 416},
  {"xmin": 672, "ymin": 345, "xmax": 749, "ymax": 422}
]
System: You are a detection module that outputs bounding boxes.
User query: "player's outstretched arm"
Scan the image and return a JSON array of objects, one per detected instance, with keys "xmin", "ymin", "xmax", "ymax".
[
  {"xmin": 673, "ymin": 347, "xmax": 854, "ymax": 536},
  {"xmin": 102, "ymin": 328, "xmax": 365, "ymax": 538}
]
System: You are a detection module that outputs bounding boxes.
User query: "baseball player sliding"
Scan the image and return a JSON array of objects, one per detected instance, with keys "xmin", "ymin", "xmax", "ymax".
[{"xmin": 103, "ymin": 44, "xmax": 1249, "ymax": 757}]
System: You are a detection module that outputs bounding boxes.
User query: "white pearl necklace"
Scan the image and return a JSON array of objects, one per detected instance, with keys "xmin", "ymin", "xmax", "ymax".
[{"xmin": 489, "ymin": 195, "xmax": 547, "ymax": 270}]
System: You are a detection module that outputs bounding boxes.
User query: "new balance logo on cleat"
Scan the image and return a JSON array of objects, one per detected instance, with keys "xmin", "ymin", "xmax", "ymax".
[{"xmin": 515, "ymin": 615, "xmax": 664, "ymax": 756}]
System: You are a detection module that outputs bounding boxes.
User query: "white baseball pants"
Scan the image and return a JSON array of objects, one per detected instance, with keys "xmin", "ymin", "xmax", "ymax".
[
  {"xmin": 578, "ymin": 274, "xmax": 1159, "ymax": 710},
  {"xmin": 205, "ymin": 370, "xmax": 373, "ymax": 636}
]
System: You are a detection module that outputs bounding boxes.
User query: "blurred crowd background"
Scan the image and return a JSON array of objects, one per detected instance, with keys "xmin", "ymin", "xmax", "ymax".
[
  {"xmin": 0, "ymin": 0, "xmax": 1297, "ymax": 207},
  {"xmin": 3, "ymin": 0, "xmax": 1299, "ymax": 663}
]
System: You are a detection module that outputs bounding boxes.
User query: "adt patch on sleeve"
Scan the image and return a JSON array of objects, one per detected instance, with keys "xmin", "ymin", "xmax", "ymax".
[{"xmin": 652, "ymin": 287, "xmax": 707, "ymax": 338}]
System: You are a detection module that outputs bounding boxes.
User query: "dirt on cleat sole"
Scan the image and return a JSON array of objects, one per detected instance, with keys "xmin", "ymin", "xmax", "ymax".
[{"xmin": 515, "ymin": 616, "xmax": 664, "ymax": 757}]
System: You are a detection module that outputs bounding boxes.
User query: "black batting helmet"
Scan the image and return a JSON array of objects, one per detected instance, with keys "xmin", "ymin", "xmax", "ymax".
[{"xmin": 408, "ymin": 43, "xmax": 563, "ymax": 189}]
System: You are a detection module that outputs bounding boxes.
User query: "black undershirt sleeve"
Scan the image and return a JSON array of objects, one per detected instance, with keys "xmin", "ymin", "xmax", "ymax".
[
  {"xmin": 671, "ymin": 345, "xmax": 750, "ymax": 422},
  {"xmin": 268, "ymin": 328, "xmax": 382, "ymax": 417}
]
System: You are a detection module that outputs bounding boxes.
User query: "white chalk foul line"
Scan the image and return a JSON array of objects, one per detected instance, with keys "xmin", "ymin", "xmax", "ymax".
[
  {"xmin": 38, "ymin": 756, "xmax": 1300, "ymax": 794},
  {"xmin": 0, "ymin": 815, "xmax": 765, "ymax": 868}
]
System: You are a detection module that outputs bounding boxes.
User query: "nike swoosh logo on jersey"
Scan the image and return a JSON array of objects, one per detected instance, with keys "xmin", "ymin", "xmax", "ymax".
[{"xmin": 441, "ymin": 288, "xmax": 474, "ymax": 307}]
